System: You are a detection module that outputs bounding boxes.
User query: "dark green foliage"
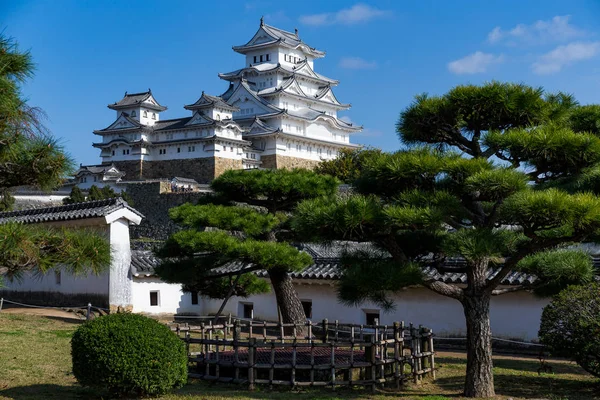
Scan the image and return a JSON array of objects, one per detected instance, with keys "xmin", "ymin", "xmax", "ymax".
[
  {"xmin": 63, "ymin": 184, "xmax": 134, "ymax": 206},
  {"xmin": 539, "ymin": 283, "xmax": 600, "ymax": 378},
  {"xmin": 315, "ymin": 147, "xmax": 382, "ymax": 183},
  {"xmin": 569, "ymin": 104, "xmax": 600, "ymax": 135},
  {"xmin": 517, "ymin": 250, "xmax": 594, "ymax": 296},
  {"xmin": 0, "ymin": 223, "xmax": 110, "ymax": 281},
  {"xmin": 295, "ymin": 81, "xmax": 600, "ymax": 397},
  {"xmin": 71, "ymin": 313, "xmax": 187, "ymax": 396},
  {"xmin": 0, "ymin": 34, "xmax": 110, "ymax": 284},
  {"xmin": 156, "ymin": 169, "xmax": 334, "ymax": 315},
  {"xmin": 62, "ymin": 186, "xmax": 85, "ymax": 204},
  {"xmin": 211, "ymin": 168, "xmax": 339, "ymax": 211}
]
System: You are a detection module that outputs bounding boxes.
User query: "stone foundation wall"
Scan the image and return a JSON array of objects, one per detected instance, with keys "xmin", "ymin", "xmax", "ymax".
[
  {"xmin": 215, "ymin": 157, "xmax": 243, "ymax": 178},
  {"xmin": 260, "ymin": 155, "xmax": 321, "ymax": 170},
  {"xmin": 126, "ymin": 181, "xmax": 209, "ymax": 240},
  {"xmin": 112, "ymin": 160, "xmax": 143, "ymax": 180},
  {"xmin": 114, "ymin": 158, "xmax": 239, "ymax": 184}
]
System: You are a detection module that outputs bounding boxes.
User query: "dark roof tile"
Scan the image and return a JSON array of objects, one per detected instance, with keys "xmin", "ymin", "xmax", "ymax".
[{"xmin": 0, "ymin": 198, "xmax": 143, "ymax": 224}]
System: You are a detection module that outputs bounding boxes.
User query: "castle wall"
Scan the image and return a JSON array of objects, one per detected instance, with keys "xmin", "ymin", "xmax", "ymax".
[
  {"xmin": 260, "ymin": 154, "xmax": 320, "ymax": 170},
  {"xmin": 113, "ymin": 157, "xmax": 243, "ymax": 184}
]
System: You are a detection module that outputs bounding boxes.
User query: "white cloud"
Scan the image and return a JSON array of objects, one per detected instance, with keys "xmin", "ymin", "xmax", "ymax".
[
  {"xmin": 532, "ymin": 41, "xmax": 600, "ymax": 75},
  {"xmin": 447, "ymin": 52, "xmax": 504, "ymax": 75},
  {"xmin": 488, "ymin": 15, "xmax": 586, "ymax": 45},
  {"xmin": 299, "ymin": 4, "xmax": 388, "ymax": 26},
  {"xmin": 339, "ymin": 57, "xmax": 377, "ymax": 70}
]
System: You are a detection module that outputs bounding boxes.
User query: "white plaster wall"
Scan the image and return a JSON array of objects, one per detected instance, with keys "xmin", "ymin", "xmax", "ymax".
[
  {"xmin": 3, "ymin": 270, "xmax": 110, "ymax": 296},
  {"xmin": 108, "ymin": 218, "xmax": 133, "ymax": 309},
  {"xmin": 200, "ymin": 283, "xmax": 549, "ymax": 341},
  {"xmin": 131, "ymin": 278, "xmax": 198, "ymax": 314}
]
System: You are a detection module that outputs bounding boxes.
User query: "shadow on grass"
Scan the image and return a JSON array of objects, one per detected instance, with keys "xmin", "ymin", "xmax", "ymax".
[
  {"xmin": 174, "ymin": 379, "xmax": 453, "ymax": 400},
  {"xmin": 434, "ymin": 356, "xmax": 599, "ymax": 399},
  {"xmin": 0, "ymin": 384, "xmax": 96, "ymax": 400},
  {"xmin": 43, "ymin": 315, "xmax": 86, "ymax": 325}
]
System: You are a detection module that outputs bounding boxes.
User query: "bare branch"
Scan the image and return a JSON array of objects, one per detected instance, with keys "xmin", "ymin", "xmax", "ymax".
[
  {"xmin": 423, "ymin": 279, "xmax": 464, "ymax": 301},
  {"xmin": 491, "ymin": 285, "xmax": 529, "ymax": 296}
]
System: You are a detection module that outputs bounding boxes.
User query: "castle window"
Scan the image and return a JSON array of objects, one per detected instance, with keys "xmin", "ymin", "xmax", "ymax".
[
  {"xmin": 259, "ymin": 55, "xmax": 263, "ymax": 62},
  {"xmin": 55, "ymin": 270, "xmax": 61, "ymax": 285},
  {"xmin": 301, "ymin": 300, "xmax": 312, "ymax": 319},
  {"xmin": 253, "ymin": 56, "xmax": 257, "ymax": 63},
  {"xmin": 230, "ymin": 146, "xmax": 234, "ymax": 152},
  {"xmin": 112, "ymin": 150, "xmax": 115, "ymax": 156},
  {"xmin": 251, "ymin": 153, "xmax": 255, "ymax": 159},
  {"xmin": 177, "ymin": 147, "xmax": 181, "ymax": 153},
  {"xmin": 131, "ymin": 110, "xmax": 136, "ymax": 117},
  {"xmin": 188, "ymin": 146, "xmax": 195, "ymax": 152},
  {"xmin": 143, "ymin": 110, "xmax": 148, "ymax": 118},
  {"xmin": 191, "ymin": 292, "xmax": 199, "ymax": 305},
  {"xmin": 266, "ymin": 54, "xmax": 270, "ymax": 61},
  {"xmin": 152, "ymin": 113, "xmax": 156, "ymax": 120},
  {"xmin": 150, "ymin": 291, "xmax": 160, "ymax": 307},
  {"xmin": 93, "ymin": 176, "xmax": 97, "ymax": 182}
]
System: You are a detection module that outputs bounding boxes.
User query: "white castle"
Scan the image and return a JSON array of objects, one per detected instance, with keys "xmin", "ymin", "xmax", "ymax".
[{"xmin": 87, "ymin": 18, "xmax": 361, "ymax": 183}]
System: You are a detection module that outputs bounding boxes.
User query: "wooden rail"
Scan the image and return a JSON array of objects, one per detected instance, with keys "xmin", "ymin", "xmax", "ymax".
[{"xmin": 170, "ymin": 318, "xmax": 435, "ymax": 391}]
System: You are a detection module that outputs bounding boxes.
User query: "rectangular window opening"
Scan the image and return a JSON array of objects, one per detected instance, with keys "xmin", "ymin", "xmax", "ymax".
[
  {"xmin": 243, "ymin": 303, "xmax": 254, "ymax": 319},
  {"xmin": 191, "ymin": 292, "xmax": 199, "ymax": 305},
  {"xmin": 301, "ymin": 300, "xmax": 312, "ymax": 319},
  {"xmin": 150, "ymin": 291, "xmax": 159, "ymax": 306},
  {"xmin": 365, "ymin": 311, "xmax": 380, "ymax": 326},
  {"xmin": 55, "ymin": 270, "xmax": 61, "ymax": 285}
]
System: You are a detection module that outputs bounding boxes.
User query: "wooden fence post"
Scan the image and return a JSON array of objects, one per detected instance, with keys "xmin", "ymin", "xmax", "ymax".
[
  {"xmin": 248, "ymin": 337, "xmax": 256, "ymax": 391},
  {"xmin": 321, "ymin": 319, "xmax": 328, "ymax": 343},
  {"xmin": 393, "ymin": 322, "xmax": 400, "ymax": 389},
  {"xmin": 369, "ymin": 334, "xmax": 377, "ymax": 393}
]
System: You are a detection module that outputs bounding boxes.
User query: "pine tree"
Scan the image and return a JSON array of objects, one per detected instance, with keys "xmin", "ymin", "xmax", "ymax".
[
  {"xmin": 293, "ymin": 82, "xmax": 600, "ymax": 397},
  {"xmin": 63, "ymin": 186, "xmax": 86, "ymax": 204},
  {"xmin": 155, "ymin": 169, "xmax": 339, "ymax": 324},
  {"xmin": 0, "ymin": 34, "xmax": 110, "ymax": 285}
]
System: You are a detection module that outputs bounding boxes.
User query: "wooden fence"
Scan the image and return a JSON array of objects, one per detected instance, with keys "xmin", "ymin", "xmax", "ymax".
[{"xmin": 170, "ymin": 318, "xmax": 435, "ymax": 391}]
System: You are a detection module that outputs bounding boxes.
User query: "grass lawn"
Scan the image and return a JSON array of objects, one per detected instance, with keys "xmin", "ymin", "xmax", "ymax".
[{"xmin": 0, "ymin": 311, "xmax": 597, "ymax": 400}]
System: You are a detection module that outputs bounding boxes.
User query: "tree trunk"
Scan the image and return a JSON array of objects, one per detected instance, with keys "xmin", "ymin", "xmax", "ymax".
[
  {"xmin": 462, "ymin": 294, "xmax": 495, "ymax": 398},
  {"xmin": 267, "ymin": 266, "xmax": 306, "ymax": 326}
]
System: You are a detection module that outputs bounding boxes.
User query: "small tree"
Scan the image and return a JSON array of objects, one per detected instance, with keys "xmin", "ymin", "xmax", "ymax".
[
  {"xmin": 0, "ymin": 34, "xmax": 110, "ymax": 284},
  {"xmin": 296, "ymin": 82, "xmax": 600, "ymax": 397},
  {"xmin": 539, "ymin": 283, "xmax": 600, "ymax": 378},
  {"xmin": 315, "ymin": 147, "xmax": 382, "ymax": 184},
  {"xmin": 156, "ymin": 169, "xmax": 339, "ymax": 325},
  {"xmin": 63, "ymin": 184, "xmax": 134, "ymax": 205},
  {"xmin": 63, "ymin": 186, "xmax": 86, "ymax": 204}
]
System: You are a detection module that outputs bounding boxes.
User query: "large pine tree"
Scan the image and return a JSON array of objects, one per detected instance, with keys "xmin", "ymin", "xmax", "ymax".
[
  {"xmin": 156, "ymin": 168, "xmax": 338, "ymax": 324},
  {"xmin": 0, "ymin": 35, "xmax": 110, "ymax": 285},
  {"xmin": 293, "ymin": 82, "xmax": 600, "ymax": 397}
]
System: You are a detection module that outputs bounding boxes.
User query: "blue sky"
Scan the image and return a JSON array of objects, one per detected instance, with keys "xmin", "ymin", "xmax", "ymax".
[{"xmin": 3, "ymin": 0, "xmax": 600, "ymax": 166}]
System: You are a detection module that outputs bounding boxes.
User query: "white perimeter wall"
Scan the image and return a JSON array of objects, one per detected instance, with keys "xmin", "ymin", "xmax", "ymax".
[
  {"xmin": 131, "ymin": 278, "xmax": 201, "ymax": 314},
  {"xmin": 198, "ymin": 283, "xmax": 550, "ymax": 341},
  {"xmin": 2, "ymin": 270, "xmax": 109, "ymax": 296}
]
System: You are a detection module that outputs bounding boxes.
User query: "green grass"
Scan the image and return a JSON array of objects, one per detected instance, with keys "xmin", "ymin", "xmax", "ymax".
[{"xmin": 0, "ymin": 312, "xmax": 597, "ymax": 399}]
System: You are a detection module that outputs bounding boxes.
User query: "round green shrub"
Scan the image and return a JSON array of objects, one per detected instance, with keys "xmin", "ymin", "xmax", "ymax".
[
  {"xmin": 539, "ymin": 283, "xmax": 600, "ymax": 378},
  {"xmin": 71, "ymin": 313, "xmax": 187, "ymax": 396}
]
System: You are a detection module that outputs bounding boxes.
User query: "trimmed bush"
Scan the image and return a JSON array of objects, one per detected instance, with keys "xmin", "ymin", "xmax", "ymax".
[
  {"xmin": 71, "ymin": 313, "xmax": 187, "ymax": 396},
  {"xmin": 539, "ymin": 283, "xmax": 600, "ymax": 378}
]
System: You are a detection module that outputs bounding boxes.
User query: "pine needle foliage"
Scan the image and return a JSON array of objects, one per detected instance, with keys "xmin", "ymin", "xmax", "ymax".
[
  {"xmin": 156, "ymin": 169, "xmax": 339, "ymax": 324},
  {"xmin": 0, "ymin": 34, "xmax": 110, "ymax": 285},
  {"xmin": 303, "ymin": 82, "xmax": 600, "ymax": 397}
]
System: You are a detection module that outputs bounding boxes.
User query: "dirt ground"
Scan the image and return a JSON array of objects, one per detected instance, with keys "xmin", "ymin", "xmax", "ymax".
[{"xmin": 0, "ymin": 306, "xmax": 85, "ymax": 321}]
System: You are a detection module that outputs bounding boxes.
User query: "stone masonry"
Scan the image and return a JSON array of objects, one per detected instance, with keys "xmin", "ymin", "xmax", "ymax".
[
  {"xmin": 261, "ymin": 155, "xmax": 321, "ymax": 170},
  {"xmin": 113, "ymin": 157, "xmax": 242, "ymax": 184}
]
